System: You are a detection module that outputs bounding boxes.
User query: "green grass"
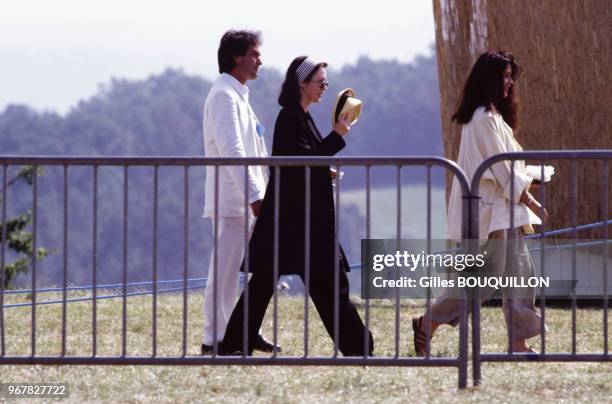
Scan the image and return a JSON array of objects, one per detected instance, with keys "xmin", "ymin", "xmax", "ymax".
[{"xmin": 1, "ymin": 291, "xmax": 611, "ymax": 402}]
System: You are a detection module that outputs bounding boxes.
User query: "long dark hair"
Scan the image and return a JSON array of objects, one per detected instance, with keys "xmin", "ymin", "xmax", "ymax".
[
  {"xmin": 451, "ymin": 51, "xmax": 521, "ymax": 129},
  {"xmin": 278, "ymin": 56, "xmax": 328, "ymax": 107}
]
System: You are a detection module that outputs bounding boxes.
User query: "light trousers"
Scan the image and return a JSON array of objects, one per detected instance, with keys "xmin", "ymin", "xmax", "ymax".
[
  {"xmin": 426, "ymin": 228, "xmax": 544, "ymax": 340},
  {"xmin": 202, "ymin": 216, "xmax": 254, "ymax": 345}
]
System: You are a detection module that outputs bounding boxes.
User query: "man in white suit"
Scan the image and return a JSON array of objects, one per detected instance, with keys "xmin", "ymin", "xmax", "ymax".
[{"xmin": 201, "ymin": 30, "xmax": 278, "ymax": 354}]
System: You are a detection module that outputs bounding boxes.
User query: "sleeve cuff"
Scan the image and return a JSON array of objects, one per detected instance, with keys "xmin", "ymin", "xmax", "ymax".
[
  {"xmin": 327, "ymin": 131, "xmax": 346, "ymax": 152},
  {"xmin": 502, "ymin": 172, "xmax": 532, "ymax": 204},
  {"xmin": 248, "ymin": 191, "xmax": 265, "ymax": 204}
]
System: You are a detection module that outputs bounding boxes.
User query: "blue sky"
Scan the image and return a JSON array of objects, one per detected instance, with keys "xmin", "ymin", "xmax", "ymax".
[{"xmin": 0, "ymin": 0, "xmax": 435, "ymax": 113}]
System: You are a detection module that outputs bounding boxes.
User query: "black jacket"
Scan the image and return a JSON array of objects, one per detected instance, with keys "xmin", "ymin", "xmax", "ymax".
[{"xmin": 242, "ymin": 105, "xmax": 350, "ymax": 276}]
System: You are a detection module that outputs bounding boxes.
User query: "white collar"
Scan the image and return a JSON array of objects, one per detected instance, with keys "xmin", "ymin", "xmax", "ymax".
[{"xmin": 221, "ymin": 73, "xmax": 249, "ymax": 98}]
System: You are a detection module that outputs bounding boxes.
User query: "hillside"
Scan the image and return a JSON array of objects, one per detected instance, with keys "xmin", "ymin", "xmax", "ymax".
[{"xmin": 0, "ymin": 54, "xmax": 444, "ymax": 288}]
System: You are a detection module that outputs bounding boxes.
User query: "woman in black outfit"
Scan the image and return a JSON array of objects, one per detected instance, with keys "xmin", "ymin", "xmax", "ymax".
[{"xmin": 219, "ymin": 56, "xmax": 374, "ymax": 356}]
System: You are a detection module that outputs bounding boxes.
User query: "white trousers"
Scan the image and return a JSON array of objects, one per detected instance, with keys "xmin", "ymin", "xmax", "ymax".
[{"xmin": 202, "ymin": 216, "xmax": 255, "ymax": 345}]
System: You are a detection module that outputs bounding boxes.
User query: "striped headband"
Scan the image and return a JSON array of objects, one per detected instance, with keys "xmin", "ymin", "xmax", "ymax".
[{"xmin": 295, "ymin": 57, "xmax": 320, "ymax": 84}]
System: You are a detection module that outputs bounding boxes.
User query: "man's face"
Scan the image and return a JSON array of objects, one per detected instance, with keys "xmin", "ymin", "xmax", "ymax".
[{"xmin": 234, "ymin": 44, "xmax": 262, "ymax": 81}]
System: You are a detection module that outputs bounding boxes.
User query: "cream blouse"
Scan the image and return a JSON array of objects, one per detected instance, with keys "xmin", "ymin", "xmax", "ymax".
[{"xmin": 447, "ymin": 106, "xmax": 541, "ymax": 244}]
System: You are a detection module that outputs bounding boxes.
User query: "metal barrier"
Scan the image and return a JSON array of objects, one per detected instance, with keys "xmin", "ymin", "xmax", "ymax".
[
  {"xmin": 470, "ymin": 150, "xmax": 612, "ymax": 386},
  {"xmin": 3, "ymin": 151, "xmax": 608, "ymax": 388},
  {"xmin": 0, "ymin": 156, "xmax": 470, "ymax": 388}
]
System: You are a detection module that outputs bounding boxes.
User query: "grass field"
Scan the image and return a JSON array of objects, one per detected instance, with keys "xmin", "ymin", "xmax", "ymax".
[{"xmin": 1, "ymin": 290, "xmax": 611, "ymax": 403}]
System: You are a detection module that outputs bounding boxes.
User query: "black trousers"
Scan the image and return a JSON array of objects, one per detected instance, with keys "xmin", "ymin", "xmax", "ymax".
[{"xmin": 219, "ymin": 265, "xmax": 374, "ymax": 356}]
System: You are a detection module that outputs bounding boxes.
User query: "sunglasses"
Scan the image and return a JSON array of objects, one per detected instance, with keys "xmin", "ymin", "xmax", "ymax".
[{"xmin": 310, "ymin": 79, "xmax": 329, "ymax": 89}]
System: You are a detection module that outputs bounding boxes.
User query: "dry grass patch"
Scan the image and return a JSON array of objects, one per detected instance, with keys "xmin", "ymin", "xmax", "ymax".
[{"xmin": 1, "ymin": 291, "xmax": 611, "ymax": 402}]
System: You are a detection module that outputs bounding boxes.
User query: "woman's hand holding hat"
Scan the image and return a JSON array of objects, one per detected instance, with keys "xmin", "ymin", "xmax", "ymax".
[
  {"xmin": 332, "ymin": 88, "xmax": 362, "ymax": 127},
  {"xmin": 331, "ymin": 88, "xmax": 362, "ymax": 137},
  {"xmin": 333, "ymin": 113, "xmax": 351, "ymax": 136}
]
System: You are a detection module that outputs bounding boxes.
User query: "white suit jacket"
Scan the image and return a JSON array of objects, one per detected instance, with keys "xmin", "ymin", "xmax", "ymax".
[
  {"xmin": 202, "ymin": 73, "xmax": 268, "ymax": 218},
  {"xmin": 447, "ymin": 106, "xmax": 541, "ymax": 243}
]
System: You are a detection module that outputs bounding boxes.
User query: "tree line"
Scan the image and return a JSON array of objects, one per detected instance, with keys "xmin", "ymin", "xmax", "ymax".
[{"xmin": 0, "ymin": 52, "xmax": 443, "ymax": 288}]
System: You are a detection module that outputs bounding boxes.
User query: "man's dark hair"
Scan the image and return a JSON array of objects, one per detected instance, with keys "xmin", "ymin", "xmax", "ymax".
[{"xmin": 217, "ymin": 30, "xmax": 261, "ymax": 74}]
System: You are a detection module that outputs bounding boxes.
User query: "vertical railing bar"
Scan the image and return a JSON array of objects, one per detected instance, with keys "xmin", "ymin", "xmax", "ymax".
[
  {"xmin": 426, "ymin": 165, "xmax": 432, "ymax": 359},
  {"xmin": 333, "ymin": 164, "xmax": 340, "ymax": 358},
  {"xmin": 571, "ymin": 160, "xmax": 577, "ymax": 355},
  {"xmin": 182, "ymin": 166, "xmax": 189, "ymax": 357},
  {"xmin": 508, "ymin": 159, "xmax": 515, "ymax": 354},
  {"xmin": 0, "ymin": 165, "xmax": 7, "ymax": 357},
  {"xmin": 602, "ymin": 159, "xmax": 609, "ymax": 355},
  {"xmin": 152, "ymin": 166, "xmax": 158, "ymax": 357},
  {"xmin": 272, "ymin": 165, "xmax": 280, "ymax": 358},
  {"xmin": 243, "ymin": 164, "xmax": 250, "ymax": 357},
  {"xmin": 31, "ymin": 164, "xmax": 38, "ymax": 357},
  {"xmin": 212, "ymin": 165, "xmax": 219, "ymax": 357},
  {"xmin": 469, "ymin": 167, "xmax": 481, "ymax": 386},
  {"xmin": 61, "ymin": 165, "xmax": 68, "ymax": 357},
  {"xmin": 304, "ymin": 167, "xmax": 311, "ymax": 357},
  {"xmin": 459, "ymin": 298, "xmax": 468, "ymax": 389},
  {"xmin": 92, "ymin": 166, "xmax": 98, "ymax": 357},
  {"xmin": 394, "ymin": 165, "xmax": 401, "ymax": 358},
  {"xmin": 122, "ymin": 165, "xmax": 128, "ymax": 358},
  {"xmin": 539, "ymin": 161, "xmax": 547, "ymax": 354},
  {"xmin": 364, "ymin": 165, "xmax": 371, "ymax": 358},
  {"xmin": 458, "ymin": 171, "xmax": 469, "ymax": 389}
]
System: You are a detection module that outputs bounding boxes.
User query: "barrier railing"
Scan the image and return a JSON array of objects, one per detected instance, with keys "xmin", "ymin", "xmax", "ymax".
[
  {"xmin": 0, "ymin": 156, "xmax": 470, "ymax": 388},
  {"xmin": 2, "ymin": 151, "xmax": 609, "ymax": 388},
  {"xmin": 470, "ymin": 150, "xmax": 611, "ymax": 386}
]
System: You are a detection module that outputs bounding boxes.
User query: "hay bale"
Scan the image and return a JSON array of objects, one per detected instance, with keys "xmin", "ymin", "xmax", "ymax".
[{"xmin": 433, "ymin": 0, "xmax": 612, "ymax": 237}]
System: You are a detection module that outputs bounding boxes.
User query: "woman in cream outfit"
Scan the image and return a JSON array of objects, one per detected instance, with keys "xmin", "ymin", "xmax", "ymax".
[{"xmin": 412, "ymin": 51, "xmax": 548, "ymax": 355}]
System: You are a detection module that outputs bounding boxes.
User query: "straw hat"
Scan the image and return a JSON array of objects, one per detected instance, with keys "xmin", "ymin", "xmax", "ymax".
[{"xmin": 332, "ymin": 88, "xmax": 362, "ymax": 126}]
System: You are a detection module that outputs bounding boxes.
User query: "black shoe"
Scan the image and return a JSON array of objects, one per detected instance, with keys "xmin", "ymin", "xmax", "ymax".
[
  {"xmin": 203, "ymin": 343, "xmax": 243, "ymax": 356},
  {"xmin": 201, "ymin": 344, "xmax": 213, "ymax": 355},
  {"xmin": 224, "ymin": 350, "xmax": 247, "ymax": 356},
  {"xmin": 253, "ymin": 334, "xmax": 282, "ymax": 353}
]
